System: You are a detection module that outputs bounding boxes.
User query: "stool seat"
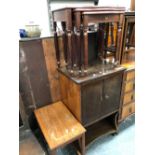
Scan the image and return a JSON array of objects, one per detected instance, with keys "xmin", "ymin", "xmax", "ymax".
[{"xmin": 34, "ymin": 101, "xmax": 86, "ymax": 151}]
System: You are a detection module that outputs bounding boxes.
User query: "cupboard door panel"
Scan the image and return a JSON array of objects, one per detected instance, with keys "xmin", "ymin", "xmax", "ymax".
[
  {"xmin": 82, "ymin": 81, "xmax": 102, "ymax": 126},
  {"xmin": 102, "ymin": 72, "xmax": 123, "ymax": 115}
]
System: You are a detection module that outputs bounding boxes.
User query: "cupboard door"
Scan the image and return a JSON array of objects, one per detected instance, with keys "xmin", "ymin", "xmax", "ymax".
[
  {"xmin": 81, "ymin": 81, "xmax": 102, "ymax": 126},
  {"xmin": 102, "ymin": 72, "xmax": 123, "ymax": 116}
]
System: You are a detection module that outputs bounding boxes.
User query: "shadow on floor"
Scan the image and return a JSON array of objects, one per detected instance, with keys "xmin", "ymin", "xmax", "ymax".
[{"xmin": 57, "ymin": 114, "xmax": 135, "ymax": 155}]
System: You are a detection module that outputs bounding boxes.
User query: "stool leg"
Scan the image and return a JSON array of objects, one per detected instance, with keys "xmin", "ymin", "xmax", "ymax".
[
  {"xmin": 51, "ymin": 149, "xmax": 57, "ymax": 155},
  {"xmin": 81, "ymin": 134, "xmax": 85, "ymax": 155}
]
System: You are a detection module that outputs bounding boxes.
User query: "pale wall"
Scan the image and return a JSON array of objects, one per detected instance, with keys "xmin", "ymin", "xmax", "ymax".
[{"xmin": 19, "ymin": 0, "xmax": 130, "ymax": 37}]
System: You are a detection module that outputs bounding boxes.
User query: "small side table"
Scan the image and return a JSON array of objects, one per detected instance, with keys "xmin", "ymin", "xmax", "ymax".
[{"xmin": 34, "ymin": 101, "xmax": 86, "ymax": 155}]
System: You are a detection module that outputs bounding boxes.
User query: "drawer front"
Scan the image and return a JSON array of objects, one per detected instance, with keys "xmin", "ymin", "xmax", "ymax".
[
  {"xmin": 121, "ymin": 102, "xmax": 135, "ymax": 119},
  {"xmin": 85, "ymin": 14, "xmax": 120, "ymax": 24},
  {"xmin": 124, "ymin": 80, "xmax": 135, "ymax": 92},
  {"xmin": 126, "ymin": 70, "xmax": 135, "ymax": 81},
  {"xmin": 123, "ymin": 91, "xmax": 135, "ymax": 105}
]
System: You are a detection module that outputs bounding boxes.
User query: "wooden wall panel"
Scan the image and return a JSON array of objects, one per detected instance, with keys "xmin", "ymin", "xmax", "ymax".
[
  {"xmin": 42, "ymin": 38, "xmax": 61, "ymax": 102},
  {"xmin": 19, "ymin": 39, "xmax": 52, "ymax": 115},
  {"xmin": 20, "ymin": 43, "xmax": 38, "ymax": 115},
  {"xmin": 20, "ymin": 37, "xmax": 68, "ymax": 116},
  {"xmin": 59, "ymin": 73, "xmax": 81, "ymax": 122},
  {"xmin": 58, "ymin": 37, "xmax": 66, "ymax": 67}
]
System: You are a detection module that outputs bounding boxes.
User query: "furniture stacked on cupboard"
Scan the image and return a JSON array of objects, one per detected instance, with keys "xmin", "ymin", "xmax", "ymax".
[
  {"xmin": 34, "ymin": 101, "xmax": 86, "ymax": 155},
  {"xmin": 51, "ymin": 6, "xmax": 126, "ymax": 144},
  {"xmin": 52, "ymin": 7, "xmax": 125, "ymax": 74},
  {"xmin": 119, "ymin": 11, "xmax": 135, "ymax": 122}
]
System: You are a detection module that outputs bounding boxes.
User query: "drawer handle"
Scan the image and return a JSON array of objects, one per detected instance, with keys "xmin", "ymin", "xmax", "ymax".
[{"xmin": 128, "ymin": 107, "xmax": 132, "ymax": 113}]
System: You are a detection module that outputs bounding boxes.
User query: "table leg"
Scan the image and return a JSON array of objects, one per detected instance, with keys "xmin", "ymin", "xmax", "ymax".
[
  {"xmin": 66, "ymin": 30, "xmax": 73, "ymax": 71},
  {"xmin": 74, "ymin": 12, "xmax": 82, "ymax": 71},
  {"xmin": 53, "ymin": 22, "xmax": 60, "ymax": 67},
  {"xmin": 83, "ymin": 27, "xmax": 88, "ymax": 72},
  {"xmin": 98, "ymin": 23, "xmax": 105, "ymax": 59},
  {"xmin": 110, "ymin": 22, "xmax": 114, "ymax": 46},
  {"xmin": 116, "ymin": 14, "xmax": 124, "ymax": 63},
  {"xmin": 61, "ymin": 22, "xmax": 68, "ymax": 65},
  {"xmin": 104, "ymin": 23, "xmax": 109, "ymax": 59}
]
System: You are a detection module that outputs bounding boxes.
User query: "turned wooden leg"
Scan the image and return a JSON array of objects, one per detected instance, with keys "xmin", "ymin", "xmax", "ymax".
[
  {"xmin": 104, "ymin": 23, "xmax": 109, "ymax": 59},
  {"xmin": 76, "ymin": 29, "xmax": 81, "ymax": 70},
  {"xmin": 83, "ymin": 27, "xmax": 88, "ymax": 71},
  {"xmin": 67, "ymin": 30, "xmax": 72, "ymax": 70},
  {"xmin": 71, "ymin": 31, "xmax": 76, "ymax": 68},
  {"xmin": 61, "ymin": 22, "xmax": 68, "ymax": 64},
  {"xmin": 98, "ymin": 23, "xmax": 105, "ymax": 59},
  {"xmin": 53, "ymin": 22, "xmax": 60, "ymax": 67}
]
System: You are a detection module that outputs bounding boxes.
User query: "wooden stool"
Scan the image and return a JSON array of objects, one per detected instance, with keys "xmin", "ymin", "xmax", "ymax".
[{"xmin": 34, "ymin": 101, "xmax": 86, "ymax": 155}]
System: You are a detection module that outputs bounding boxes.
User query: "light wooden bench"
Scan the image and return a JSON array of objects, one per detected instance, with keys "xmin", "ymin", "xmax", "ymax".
[{"xmin": 34, "ymin": 101, "xmax": 86, "ymax": 155}]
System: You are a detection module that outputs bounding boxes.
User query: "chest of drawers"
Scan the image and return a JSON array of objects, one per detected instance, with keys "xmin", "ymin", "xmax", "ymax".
[{"xmin": 119, "ymin": 68, "xmax": 135, "ymax": 121}]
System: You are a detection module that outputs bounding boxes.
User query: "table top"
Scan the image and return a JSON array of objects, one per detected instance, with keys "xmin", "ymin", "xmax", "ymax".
[
  {"xmin": 121, "ymin": 61, "xmax": 135, "ymax": 69},
  {"xmin": 52, "ymin": 6, "xmax": 125, "ymax": 13},
  {"xmin": 34, "ymin": 101, "xmax": 86, "ymax": 150}
]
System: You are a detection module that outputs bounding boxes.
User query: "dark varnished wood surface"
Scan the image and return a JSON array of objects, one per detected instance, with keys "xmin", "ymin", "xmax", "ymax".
[
  {"xmin": 59, "ymin": 65, "xmax": 125, "ymax": 126},
  {"xmin": 20, "ymin": 40, "xmax": 52, "ymax": 111},
  {"xmin": 52, "ymin": 6, "xmax": 125, "ymax": 69},
  {"xmin": 81, "ymin": 71, "xmax": 123, "ymax": 126},
  {"xmin": 58, "ymin": 64, "xmax": 125, "ymax": 85},
  {"xmin": 19, "ymin": 37, "xmax": 64, "ymax": 116}
]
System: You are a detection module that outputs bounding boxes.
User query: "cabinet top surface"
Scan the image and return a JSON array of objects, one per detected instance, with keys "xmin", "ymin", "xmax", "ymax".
[
  {"xmin": 58, "ymin": 64, "xmax": 125, "ymax": 84},
  {"xmin": 52, "ymin": 6, "xmax": 125, "ymax": 13},
  {"xmin": 121, "ymin": 62, "xmax": 135, "ymax": 69}
]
